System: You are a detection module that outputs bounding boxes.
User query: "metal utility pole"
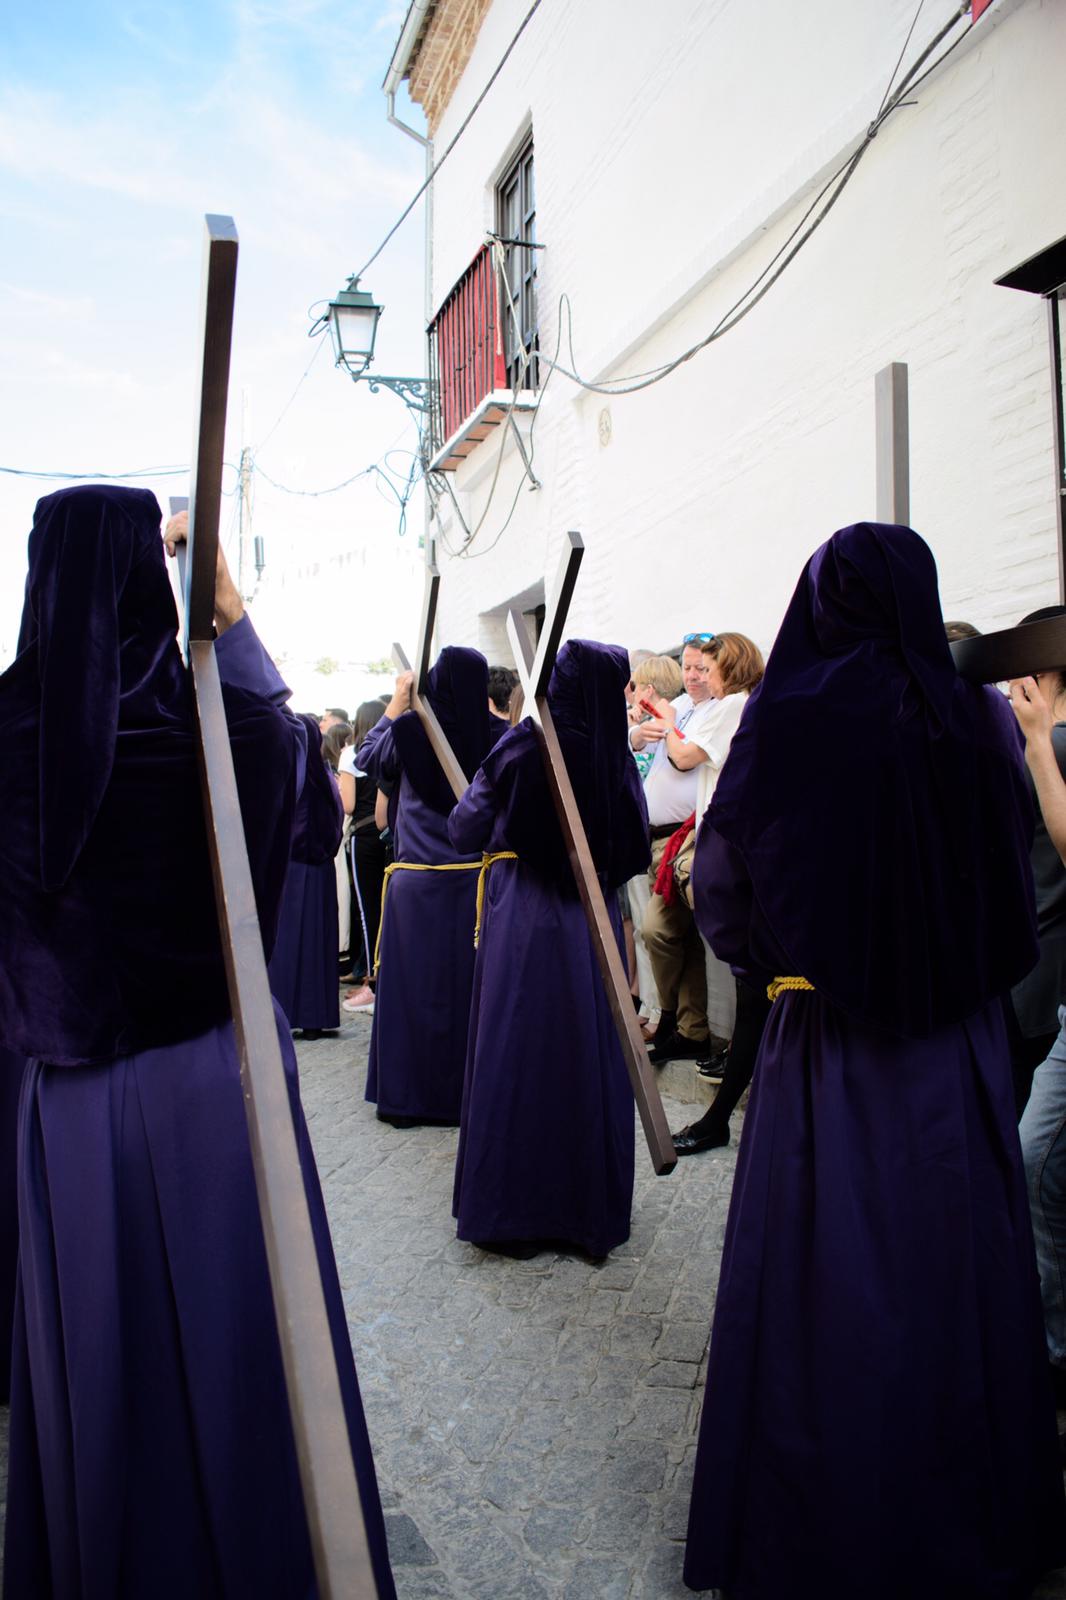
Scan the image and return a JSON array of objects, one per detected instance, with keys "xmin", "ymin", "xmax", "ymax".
[{"xmin": 237, "ymin": 390, "xmax": 253, "ymax": 597}]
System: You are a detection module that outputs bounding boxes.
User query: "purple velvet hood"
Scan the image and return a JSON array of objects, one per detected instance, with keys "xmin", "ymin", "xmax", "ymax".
[
  {"xmin": 390, "ymin": 645, "xmax": 500, "ymax": 813},
  {"xmin": 697, "ymin": 521, "xmax": 1037, "ymax": 1037},
  {"xmin": 0, "ymin": 484, "xmax": 300, "ymax": 1065},
  {"xmin": 478, "ymin": 639, "xmax": 649, "ymax": 891}
]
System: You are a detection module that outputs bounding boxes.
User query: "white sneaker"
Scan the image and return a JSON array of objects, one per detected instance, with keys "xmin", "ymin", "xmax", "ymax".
[{"xmin": 342, "ymin": 984, "xmax": 375, "ymax": 1013}]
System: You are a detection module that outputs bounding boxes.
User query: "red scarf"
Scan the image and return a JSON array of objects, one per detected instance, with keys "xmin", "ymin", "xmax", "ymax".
[{"xmin": 652, "ymin": 813, "xmax": 696, "ymax": 907}]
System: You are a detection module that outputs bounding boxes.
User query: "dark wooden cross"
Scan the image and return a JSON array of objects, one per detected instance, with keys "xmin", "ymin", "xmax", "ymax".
[
  {"xmin": 178, "ymin": 215, "xmax": 380, "ymax": 1598},
  {"xmin": 392, "ymin": 562, "xmax": 468, "ymax": 800},
  {"xmin": 506, "ymin": 533, "xmax": 677, "ymax": 1176}
]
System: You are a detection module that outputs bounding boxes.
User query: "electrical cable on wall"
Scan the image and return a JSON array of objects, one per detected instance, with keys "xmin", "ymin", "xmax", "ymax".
[
  {"xmin": 541, "ymin": 0, "xmax": 971, "ymax": 398},
  {"xmin": 400, "ymin": 0, "xmax": 975, "ymax": 561},
  {"xmin": 352, "ymin": 0, "xmax": 545, "ymax": 284}
]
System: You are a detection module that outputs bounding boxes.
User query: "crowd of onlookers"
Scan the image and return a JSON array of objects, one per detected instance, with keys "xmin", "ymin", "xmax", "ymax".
[{"xmin": 301, "ymin": 609, "xmax": 1066, "ymax": 1405}]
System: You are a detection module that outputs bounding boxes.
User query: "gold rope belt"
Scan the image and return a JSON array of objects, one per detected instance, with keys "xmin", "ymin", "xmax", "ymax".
[
  {"xmin": 766, "ymin": 976, "xmax": 815, "ymax": 1002},
  {"xmin": 372, "ymin": 852, "xmax": 519, "ymax": 974},
  {"xmin": 474, "ymin": 851, "xmax": 518, "ymax": 946}
]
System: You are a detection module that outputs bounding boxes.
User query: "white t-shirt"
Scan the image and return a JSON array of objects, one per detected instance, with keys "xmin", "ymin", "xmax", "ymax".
[
  {"xmin": 640, "ymin": 693, "xmax": 721, "ymax": 826},
  {"xmin": 337, "ymin": 745, "xmax": 366, "ymax": 780},
  {"xmin": 690, "ymin": 691, "xmax": 749, "ymax": 824}
]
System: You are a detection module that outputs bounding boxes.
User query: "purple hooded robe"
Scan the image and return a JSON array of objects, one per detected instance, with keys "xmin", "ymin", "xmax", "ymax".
[
  {"xmin": 267, "ymin": 713, "xmax": 345, "ymax": 1032},
  {"xmin": 0, "ymin": 486, "xmax": 395, "ymax": 1600},
  {"xmin": 447, "ymin": 639, "xmax": 650, "ymax": 1256},
  {"xmin": 355, "ymin": 647, "xmax": 506, "ymax": 1124},
  {"xmin": 683, "ymin": 523, "xmax": 1066, "ymax": 1598}
]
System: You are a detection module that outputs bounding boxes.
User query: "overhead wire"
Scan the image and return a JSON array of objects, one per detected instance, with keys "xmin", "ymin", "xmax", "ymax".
[
  {"xmin": 540, "ymin": 1, "xmax": 971, "ymax": 398},
  {"xmin": 0, "ymin": 462, "xmax": 200, "ymax": 482},
  {"xmin": 354, "ymin": 0, "xmax": 545, "ymax": 282}
]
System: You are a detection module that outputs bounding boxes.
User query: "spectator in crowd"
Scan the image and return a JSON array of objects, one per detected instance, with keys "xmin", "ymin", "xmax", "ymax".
[
  {"xmin": 488, "ymin": 665, "xmax": 519, "ymax": 721},
  {"xmin": 631, "ymin": 636, "xmax": 718, "ymax": 1062},
  {"xmin": 683, "ymin": 521, "xmax": 1064, "ymax": 1599},
  {"xmin": 448, "ymin": 640, "xmax": 649, "ymax": 1258},
  {"xmin": 1007, "ymin": 607, "xmax": 1066, "ymax": 1116},
  {"xmin": 341, "ymin": 700, "xmax": 393, "ymax": 1014},
  {"xmin": 267, "ymin": 713, "xmax": 345, "ymax": 1040},
  {"xmin": 355, "ymin": 651, "xmax": 506, "ymax": 1125},
  {"xmin": 0, "ymin": 487, "xmax": 395, "ymax": 1598},
  {"xmin": 627, "ymin": 654, "xmax": 683, "ymax": 1031},
  {"xmin": 671, "ymin": 632, "xmax": 766, "ymax": 1155},
  {"xmin": 319, "ymin": 705, "xmax": 348, "ymax": 733}
]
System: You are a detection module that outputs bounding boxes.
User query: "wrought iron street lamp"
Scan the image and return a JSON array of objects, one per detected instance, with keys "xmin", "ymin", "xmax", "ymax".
[
  {"xmin": 325, "ymin": 276, "xmax": 381, "ymax": 376},
  {"xmin": 325, "ymin": 275, "xmax": 431, "ymax": 415}
]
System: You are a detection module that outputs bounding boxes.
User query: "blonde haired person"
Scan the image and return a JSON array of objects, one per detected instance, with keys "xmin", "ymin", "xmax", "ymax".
[{"xmin": 627, "ymin": 654, "xmax": 685, "ymax": 1032}]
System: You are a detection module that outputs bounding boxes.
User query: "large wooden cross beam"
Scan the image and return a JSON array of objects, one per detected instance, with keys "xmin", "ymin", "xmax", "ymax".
[
  {"xmin": 392, "ymin": 562, "xmax": 468, "ymax": 801},
  {"xmin": 180, "ymin": 215, "xmax": 379, "ymax": 1598},
  {"xmin": 506, "ymin": 533, "xmax": 677, "ymax": 1176}
]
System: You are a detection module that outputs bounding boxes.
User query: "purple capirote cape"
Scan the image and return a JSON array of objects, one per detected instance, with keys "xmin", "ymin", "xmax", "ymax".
[
  {"xmin": 267, "ymin": 718, "xmax": 344, "ymax": 1032},
  {"xmin": 388, "ymin": 645, "xmax": 495, "ymax": 815},
  {"xmin": 446, "ymin": 640, "xmax": 648, "ymax": 1255},
  {"xmin": 473, "ymin": 638, "xmax": 651, "ymax": 891},
  {"xmin": 0, "ymin": 484, "xmax": 300, "ymax": 1065},
  {"xmin": 357, "ymin": 697, "xmax": 508, "ymax": 1123},
  {"xmin": 700, "ymin": 521, "xmax": 1038, "ymax": 1038}
]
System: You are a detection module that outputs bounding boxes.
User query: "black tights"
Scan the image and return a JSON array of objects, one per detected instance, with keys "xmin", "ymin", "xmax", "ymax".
[{"xmin": 689, "ymin": 978, "xmax": 771, "ymax": 1136}]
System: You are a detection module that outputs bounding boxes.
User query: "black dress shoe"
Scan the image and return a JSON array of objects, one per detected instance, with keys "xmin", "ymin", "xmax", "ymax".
[
  {"xmin": 648, "ymin": 1032, "xmax": 710, "ymax": 1066},
  {"xmin": 673, "ymin": 1122, "xmax": 730, "ymax": 1156}
]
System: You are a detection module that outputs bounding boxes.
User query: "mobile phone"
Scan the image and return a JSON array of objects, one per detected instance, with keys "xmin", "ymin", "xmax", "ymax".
[{"xmin": 639, "ymin": 696, "xmax": 686, "ymax": 738}]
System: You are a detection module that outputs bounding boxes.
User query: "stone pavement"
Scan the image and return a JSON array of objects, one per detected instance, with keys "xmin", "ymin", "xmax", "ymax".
[
  {"xmin": 309, "ymin": 1014, "xmax": 730, "ymax": 1600},
  {"xmin": 3, "ymin": 1016, "xmax": 1066, "ymax": 1598}
]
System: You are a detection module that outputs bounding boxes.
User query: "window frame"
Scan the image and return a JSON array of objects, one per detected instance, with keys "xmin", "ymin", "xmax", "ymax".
[{"xmin": 496, "ymin": 134, "xmax": 538, "ymax": 392}]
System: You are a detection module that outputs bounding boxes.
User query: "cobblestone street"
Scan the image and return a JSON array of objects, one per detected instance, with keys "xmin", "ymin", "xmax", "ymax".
[
  {"xmin": 302, "ymin": 1015, "xmax": 729, "ymax": 1599},
  {"xmin": 4, "ymin": 1017, "xmax": 1066, "ymax": 1598}
]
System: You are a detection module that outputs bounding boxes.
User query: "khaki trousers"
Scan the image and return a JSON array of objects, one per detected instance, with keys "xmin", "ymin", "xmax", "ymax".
[{"xmin": 642, "ymin": 835, "xmax": 709, "ymax": 1043}]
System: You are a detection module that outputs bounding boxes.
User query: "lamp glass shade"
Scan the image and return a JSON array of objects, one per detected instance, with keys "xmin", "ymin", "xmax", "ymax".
[{"xmin": 327, "ymin": 278, "xmax": 382, "ymax": 374}]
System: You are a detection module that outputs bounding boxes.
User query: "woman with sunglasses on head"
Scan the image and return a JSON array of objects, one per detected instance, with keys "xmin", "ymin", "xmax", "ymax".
[{"xmin": 659, "ymin": 632, "xmax": 768, "ymax": 1157}]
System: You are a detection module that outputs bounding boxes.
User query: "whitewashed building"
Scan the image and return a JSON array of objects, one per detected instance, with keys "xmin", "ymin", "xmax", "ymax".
[{"xmin": 383, "ymin": 0, "xmax": 1065, "ymax": 662}]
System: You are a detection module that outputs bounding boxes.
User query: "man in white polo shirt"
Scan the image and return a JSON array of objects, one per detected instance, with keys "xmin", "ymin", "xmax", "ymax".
[{"xmin": 630, "ymin": 636, "xmax": 718, "ymax": 1061}]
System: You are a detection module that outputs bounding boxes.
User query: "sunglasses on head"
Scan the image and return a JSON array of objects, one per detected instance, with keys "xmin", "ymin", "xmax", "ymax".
[{"xmin": 683, "ymin": 632, "xmax": 716, "ymax": 645}]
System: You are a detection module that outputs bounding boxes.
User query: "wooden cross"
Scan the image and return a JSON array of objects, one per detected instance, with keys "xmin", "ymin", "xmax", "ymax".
[
  {"xmin": 392, "ymin": 563, "xmax": 468, "ymax": 800},
  {"xmin": 506, "ymin": 532, "xmax": 677, "ymax": 1176},
  {"xmin": 875, "ymin": 360, "xmax": 909, "ymax": 525},
  {"xmin": 179, "ymin": 216, "xmax": 379, "ymax": 1598}
]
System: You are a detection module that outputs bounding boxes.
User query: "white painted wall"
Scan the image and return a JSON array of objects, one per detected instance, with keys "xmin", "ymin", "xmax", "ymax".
[{"xmin": 414, "ymin": 0, "xmax": 1064, "ymax": 663}]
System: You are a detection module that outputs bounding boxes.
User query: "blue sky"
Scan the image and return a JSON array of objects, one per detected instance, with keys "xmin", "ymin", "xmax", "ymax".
[{"xmin": 0, "ymin": 0, "xmax": 429, "ymax": 661}]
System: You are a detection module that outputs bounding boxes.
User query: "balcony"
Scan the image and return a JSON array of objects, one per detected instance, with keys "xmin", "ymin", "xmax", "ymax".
[{"xmin": 427, "ymin": 243, "xmax": 537, "ymax": 473}]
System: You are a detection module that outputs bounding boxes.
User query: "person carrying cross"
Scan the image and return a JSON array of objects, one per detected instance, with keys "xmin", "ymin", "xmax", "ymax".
[
  {"xmin": 682, "ymin": 521, "xmax": 1066, "ymax": 1598},
  {"xmin": 0, "ymin": 486, "xmax": 395, "ymax": 1598},
  {"xmin": 355, "ymin": 648, "xmax": 507, "ymax": 1126},
  {"xmin": 447, "ymin": 638, "xmax": 650, "ymax": 1257}
]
